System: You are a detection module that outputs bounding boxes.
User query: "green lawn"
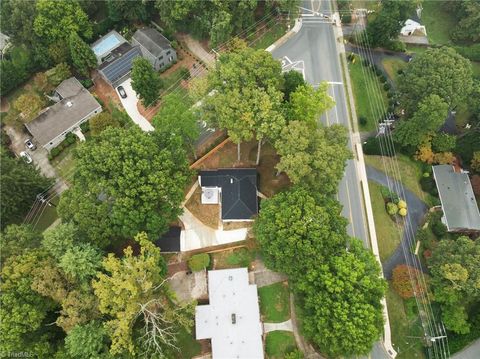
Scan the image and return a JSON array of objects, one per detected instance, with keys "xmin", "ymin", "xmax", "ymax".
[
  {"xmin": 472, "ymin": 61, "xmax": 480, "ymax": 78},
  {"xmin": 405, "ymin": 45, "xmax": 429, "ymax": 56},
  {"xmin": 265, "ymin": 331, "xmax": 297, "ymax": 359},
  {"xmin": 258, "ymin": 282, "xmax": 291, "ymax": 323},
  {"xmin": 348, "ymin": 54, "xmax": 388, "ymax": 132},
  {"xmin": 421, "ymin": 1, "xmax": 456, "ymax": 45},
  {"xmin": 51, "ymin": 142, "xmax": 78, "ymax": 182},
  {"xmin": 250, "ymin": 21, "xmax": 288, "ymax": 50},
  {"xmin": 364, "ymin": 154, "xmax": 436, "ymax": 207},
  {"xmin": 35, "ymin": 197, "xmax": 60, "ymax": 232},
  {"xmin": 175, "ymin": 326, "xmax": 202, "ymax": 359},
  {"xmin": 368, "ymin": 181, "xmax": 403, "ymax": 262},
  {"xmin": 386, "ymin": 282, "xmax": 427, "ymax": 359},
  {"xmin": 381, "ymin": 58, "xmax": 407, "ymax": 83}
]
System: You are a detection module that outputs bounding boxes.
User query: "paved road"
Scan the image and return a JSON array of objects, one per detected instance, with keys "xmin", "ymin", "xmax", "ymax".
[
  {"xmin": 451, "ymin": 338, "xmax": 480, "ymax": 359},
  {"xmin": 272, "ymin": 1, "xmax": 388, "ymax": 358}
]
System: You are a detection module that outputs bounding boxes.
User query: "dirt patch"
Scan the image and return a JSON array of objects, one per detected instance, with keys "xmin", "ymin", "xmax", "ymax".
[
  {"xmin": 91, "ymin": 72, "xmax": 121, "ymax": 109},
  {"xmin": 0, "ymin": 97, "xmax": 10, "ymax": 112},
  {"xmin": 185, "ymin": 186, "xmax": 220, "ymax": 229}
]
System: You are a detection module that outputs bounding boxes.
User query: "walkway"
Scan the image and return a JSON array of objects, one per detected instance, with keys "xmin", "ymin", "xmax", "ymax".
[
  {"xmin": 366, "ymin": 165, "xmax": 429, "ymax": 278},
  {"xmin": 451, "ymin": 338, "xmax": 480, "ymax": 359},
  {"xmin": 117, "ymin": 78, "xmax": 154, "ymax": 132},
  {"xmin": 177, "ymin": 34, "xmax": 215, "ymax": 68},
  {"xmin": 252, "ymin": 260, "xmax": 288, "ymax": 288},
  {"xmin": 263, "ymin": 319, "xmax": 293, "ymax": 333}
]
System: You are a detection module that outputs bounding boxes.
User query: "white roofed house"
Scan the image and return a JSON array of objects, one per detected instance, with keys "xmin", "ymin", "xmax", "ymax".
[{"xmin": 195, "ymin": 268, "xmax": 264, "ymax": 359}]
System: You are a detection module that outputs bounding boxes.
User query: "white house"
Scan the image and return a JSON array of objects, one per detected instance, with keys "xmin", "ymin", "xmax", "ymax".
[{"xmin": 400, "ymin": 19, "xmax": 427, "ymax": 36}]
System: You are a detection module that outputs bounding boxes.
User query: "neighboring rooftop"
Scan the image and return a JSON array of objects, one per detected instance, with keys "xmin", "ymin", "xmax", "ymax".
[
  {"xmin": 432, "ymin": 165, "xmax": 480, "ymax": 232},
  {"xmin": 195, "ymin": 268, "xmax": 264, "ymax": 359},
  {"xmin": 132, "ymin": 28, "xmax": 173, "ymax": 57},
  {"xmin": 154, "ymin": 226, "xmax": 181, "ymax": 252},
  {"xmin": 25, "ymin": 78, "xmax": 101, "ymax": 147},
  {"xmin": 97, "ymin": 42, "xmax": 142, "ymax": 85},
  {"xmin": 199, "ymin": 169, "xmax": 258, "ymax": 221},
  {"xmin": 91, "ymin": 30, "xmax": 126, "ymax": 64}
]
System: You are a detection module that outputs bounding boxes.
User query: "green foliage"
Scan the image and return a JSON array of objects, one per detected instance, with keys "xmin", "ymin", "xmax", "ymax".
[
  {"xmin": 226, "ymin": 248, "xmax": 254, "ymax": 267},
  {"xmin": 89, "ymin": 112, "xmax": 120, "ymax": 136},
  {"xmin": 363, "ymin": 136, "xmax": 393, "ymax": 156},
  {"xmin": 448, "ymin": 0, "xmax": 480, "ymax": 43},
  {"xmin": 431, "ymin": 218, "xmax": 447, "ymax": 238},
  {"xmin": 0, "ymin": 0, "xmax": 37, "ymax": 46},
  {"xmin": 282, "ymin": 70, "xmax": 306, "ymax": 102},
  {"xmin": 45, "ymin": 62, "xmax": 72, "ymax": 86},
  {"xmin": 456, "ymin": 130, "xmax": 480, "ymax": 166},
  {"xmin": 131, "ymin": 57, "xmax": 162, "ymax": 106},
  {"xmin": 386, "ymin": 202, "xmax": 398, "ymax": 215},
  {"xmin": 13, "ymin": 90, "xmax": 47, "ymax": 123},
  {"xmin": 393, "ymin": 94, "xmax": 449, "ymax": 148},
  {"xmin": 258, "ymin": 282, "xmax": 290, "ymax": 322},
  {"xmin": 107, "ymin": 0, "xmax": 152, "ymax": 24},
  {"xmin": 0, "ymin": 151, "xmax": 52, "ymax": 229},
  {"xmin": 42, "ymin": 222, "xmax": 78, "ymax": 259},
  {"xmin": 454, "ymin": 43, "xmax": 480, "ymax": 62},
  {"xmin": 58, "ymin": 126, "xmax": 191, "ymax": 242},
  {"xmin": 287, "ymin": 83, "xmax": 335, "ymax": 125},
  {"xmin": 380, "ymin": 186, "xmax": 399, "ymax": 203},
  {"xmin": 0, "ymin": 46, "xmax": 35, "ymax": 94},
  {"xmin": 34, "ymin": 0, "xmax": 92, "ymax": 44},
  {"xmin": 432, "ymin": 133, "xmax": 457, "ymax": 152},
  {"xmin": 0, "ymin": 224, "xmax": 42, "ymax": 264},
  {"xmin": 65, "ymin": 321, "xmax": 110, "ymax": 359},
  {"xmin": 69, "ymin": 32, "xmax": 97, "ymax": 77},
  {"xmin": 59, "ymin": 243, "xmax": 102, "ymax": 283},
  {"xmin": 188, "ymin": 253, "xmax": 210, "ymax": 272},
  {"xmin": 398, "ymin": 47, "xmax": 473, "ymax": 114},
  {"xmin": 275, "ymin": 121, "xmax": 351, "ymax": 194}
]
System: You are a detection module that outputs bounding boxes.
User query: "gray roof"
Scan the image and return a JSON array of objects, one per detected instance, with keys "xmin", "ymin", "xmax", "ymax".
[
  {"xmin": 132, "ymin": 28, "xmax": 172, "ymax": 57},
  {"xmin": 91, "ymin": 30, "xmax": 126, "ymax": 64},
  {"xmin": 98, "ymin": 43, "xmax": 142, "ymax": 85},
  {"xmin": 432, "ymin": 165, "xmax": 480, "ymax": 231},
  {"xmin": 25, "ymin": 78, "xmax": 101, "ymax": 146}
]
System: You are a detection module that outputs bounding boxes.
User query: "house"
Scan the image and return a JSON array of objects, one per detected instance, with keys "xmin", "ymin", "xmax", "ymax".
[
  {"xmin": 198, "ymin": 168, "xmax": 259, "ymax": 221},
  {"xmin": 195, "ymin": 268, "xmax": 264, "ymax": 359},
  {"xmin": 132, "ymin": 28, "xmax": 177, "ymax": 71},
  {"xmin": 25, "ymin": 78, "xmax": 101, "ymax": 151},
  {"xmin": 400, "ymin": 19, "xmax": 427, "ymax": 36},
  {"xmin": 432, "ymin": 165, "xmax": 480, "ymax": 233},
  {"xmin": 91, "ymin": 30, "xmax": 142, "ymax": 87}
]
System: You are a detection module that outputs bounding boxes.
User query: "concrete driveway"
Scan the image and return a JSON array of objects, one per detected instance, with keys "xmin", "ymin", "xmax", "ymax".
[{"xmin": 117, "ymin": 78, "xmax": 154, "ymax": 132}]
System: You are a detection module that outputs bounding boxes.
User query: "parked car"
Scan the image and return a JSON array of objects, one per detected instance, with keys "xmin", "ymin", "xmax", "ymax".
[
  {"xmin": 117, "ymin": 86, "xmax": 127, "ymax": 99},
  {"xmin": 19, "ymin": 151, "xmax": 32, "ymax": 164},
  {"xmin": 24, "ymin": 138, "xmax": 36, "ymax": 150}
]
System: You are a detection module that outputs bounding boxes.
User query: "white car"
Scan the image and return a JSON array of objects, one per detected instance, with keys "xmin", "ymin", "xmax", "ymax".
[{"xmin": 19, "ymin": 151, "xmax": 33, "ymax": 164}]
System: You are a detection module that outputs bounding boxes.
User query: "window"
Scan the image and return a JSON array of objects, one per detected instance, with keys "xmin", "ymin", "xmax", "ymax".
[
  {"xmin": 166, "ymin": 50, "xmax": 171, "ymax": 55},
  {"xmin": 158, "ymin": 55, "xmax": 163, "ymax": 60}
]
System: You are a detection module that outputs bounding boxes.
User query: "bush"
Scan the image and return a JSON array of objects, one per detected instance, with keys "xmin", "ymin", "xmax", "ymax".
[
  {"xmin": 432, "ymin": 133, "xmax": 456, "ymax": 152},
  {"xmin": 374, "ymin": 67, "xmax": 382, "ymax": 76},
  {"xmin": 363, "ymin": 137, "xmax": 384, "ymax": 156},
  {"xmin": 50, "ymin": 147, "xmax": 60, "ymax": 158},
  {"xmin": 188, "ymin": 253, "xmax": 210, "ymax": 272},
  {"xmin": 66, "ymin": 135, "xmax": 76, "ymax": 145},
  {"xmin": 386, "ymin": 202, "xmax": 398, "ymax": 215},
  {"xmin": 80, "ymin": 120, "xmax": 90, "ymax": 132},
  {"xmin": 387, "ymin": 40, "xmax": 406, "ymax": 53},
  {"xmin": 432, "ymin": 218, "xmax": 447, "ymax": 238},
  {"xmin": 383, "ymin": 83, "xmax": 391, "ymax": 91},
  {"xmin": 226, "ymin": 248, "xmax": 254, "ymax": 267},
  {"xmin": 80, "ymin": 79, "xmax": 93, "ymax": 89},
  {"xmin": 397, "ymin": 69, "xmax": 404, "ymax": 75},
  {"xmin": 386, "ymin": 91, "xmax": 393, "ymax": 98},
  {"xmin": 398, "ymin": 207, "xmax": 407, "ymax": 216},
  {"xmin": 454, "ymin": 44, "xmax": 480, "ymax": 62},
  {"xmin": 398, "ymin": 200, "xmax": 407, "ymax": 209},
  {"xmin": 379, "ymin": 74, "xmax": 387, "ymax": 83},
  {"xmin": 359, "ymin": 116, "xmax": 367, "ymax": 126}
]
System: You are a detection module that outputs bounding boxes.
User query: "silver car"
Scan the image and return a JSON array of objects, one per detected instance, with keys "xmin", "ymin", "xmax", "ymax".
[{"xmin": 19, "ymin": 151, "xmax": 33, "ymax": 164}]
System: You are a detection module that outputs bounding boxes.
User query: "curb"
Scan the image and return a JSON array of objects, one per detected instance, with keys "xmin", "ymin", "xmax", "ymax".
[{"xmin": 266, "ymin": 19, "xmax": 302, "ymax": 53}]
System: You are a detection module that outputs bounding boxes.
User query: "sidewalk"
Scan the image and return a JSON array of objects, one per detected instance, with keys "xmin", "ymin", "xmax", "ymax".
[{"xmin": 177, "ymin": 34, "xmax": 215, "ymax": 68}]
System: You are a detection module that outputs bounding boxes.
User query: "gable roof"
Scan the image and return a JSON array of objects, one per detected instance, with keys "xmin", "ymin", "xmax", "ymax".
[
  {"xmin": 199, "ymin": 168, "xmax": 258, "ymax": 221},
  {"xmin": 98, "ymin": 42, "xmax": 142, "ymax": 85},
  {"xmin": 195, "ymin": 268, "xmax": 264, "ymax": 359},
  {"xmin": 432, "ymin": 165, "xmax": 480, "ymax": 231},
  {"xmin": 132, "ymin": 28, "xmax": 172, "ymax": 57},
  {"xmin": 25, "ymin": 78, "xmax": 101, "ymax": 146}
]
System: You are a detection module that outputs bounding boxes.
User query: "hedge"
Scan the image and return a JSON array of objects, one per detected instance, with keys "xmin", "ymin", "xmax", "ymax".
[{"xmin": 188, "ymin": 253, "xmax": 210, "ymax": 272}]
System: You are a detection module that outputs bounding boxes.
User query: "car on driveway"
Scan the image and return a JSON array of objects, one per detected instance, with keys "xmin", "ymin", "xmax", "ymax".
[
  {"xmin": 24, "ymin": 138, "xmax": 36, "ymax": 150},
  {"xmin": 117, "ymin": 86, "xmax": 127, "ymax": 99},
  {"xmin": 19, "ymin": 151, "xmax": 33, "ymax": 164}
]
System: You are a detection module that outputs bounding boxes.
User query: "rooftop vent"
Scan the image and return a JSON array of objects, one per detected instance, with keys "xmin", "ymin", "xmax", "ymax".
[
  {"xmin": 231, "ymin": 313, "xmax": 236, "ymax": 324},
  {"xmin": 66, "ymin": 101, "xmax": 73, "ymax": 107}
]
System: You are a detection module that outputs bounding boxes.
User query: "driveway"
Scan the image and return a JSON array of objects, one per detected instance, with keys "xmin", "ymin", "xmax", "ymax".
[{"xmin": 117, "ymin": 78, "xmax": 154, "ymax": 132}]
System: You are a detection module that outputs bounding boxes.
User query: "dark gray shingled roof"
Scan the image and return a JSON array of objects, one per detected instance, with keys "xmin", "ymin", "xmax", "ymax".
[
  {"xmin": 98, "ymin": 43, "xmax": 141, "ymax": 85},
  {"xmin": 432, "ymin": 165, "xmax": 480, "ymax": 232},
  {"xmin": 25, "ymin": 78, "xmax": 101, "ymax": 146},
  {"xmin": 132, "ymin": 28, "xmax": 172, "ymax": 57},
  {"xmin": 199, "ymin": 168, "xmax": 258, "ymax": 221}
]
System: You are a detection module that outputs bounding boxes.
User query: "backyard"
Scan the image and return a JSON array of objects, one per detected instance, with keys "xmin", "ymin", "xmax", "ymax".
[
  {"xmin": 265, "ymin": 331, "xmax": 297, "ymax": 359},
  {"xmin": 348, "ymin": 54, "xmax": 388, "ymax": 132},
  {"xmin": 381, "ymin": 57, "xmax": 407, "ymax": 83},
  {"xmin": 258, "ymin": 282, "xmax": 291, "ymax": 323},
  {"xmin": 210, "ymin": 246, "xmax": 257, "ymax": 270},
  {"xmin": 368, "ymin": 180, "xmax": 403, "ymax": 262},
  {"xmin": 421, "ymin": 1, "xmax": 457, "ymax": 46}
]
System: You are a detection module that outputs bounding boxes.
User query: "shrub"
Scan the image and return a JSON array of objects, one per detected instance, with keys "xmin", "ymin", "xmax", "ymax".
[
  {"xmin": 398, "ymin": 200, "xmax": 407, "ymax": 209},
  {"xmin": 379, "ymin": 74, "xmax": 387, "ymax": 83},
  {"xmin": 374, "ymin": 67, "xmax": 382, "ymax": 76},
  {"xmin": 454, "ymin": 44, "xmax": 480, "ymax": 62},
  {"xmin": 363, "ymin": 137, "xmax": 392, "ymax": 156},
  {"xmin": 359, "ymin": 116, "xmax": 367, "ymax": 126},
  {"xmin": 392, "ymin": 264, "xmax": 424, "ymax": 299},
  {"xmin": 80, "ymin": 120, "xmax": 90, "ymax": 132},
  {"xmin": 432, "ymin": 133, "xmax": 456, "ymax": 152},
  {"xmin": 381, "ymin": 186, "xmax": 399, "ymax": 203},
  {"xmin": 386, "ymin": 202, "xmax": 398, "ymax": 215},
  {"xmin": 397, "ymin": 69, "xmax": 404, "ymax": 75},
  {"xmin": 80, "ymin": 79, "xmax": 93, "ymax": 89},
  {"xmin": 386, "ymin": 91, "xmax": 393, "ymax": 98},
  {"xmin": 383, "ymin": 83, "xmax": 391, "ymax": 91},
  {"xmin": 398, "ymin": 207, "xmax": 407, "ymax": 216},
  {"xmin": 50, "ymin": 147, "xmax": 60, "ymax": 158},
  {"xmin": 420, "ymin": 176, "xmax": 435, "ymax": 194},
  {"xmin": 66, "ymin": 135, "xmax": 76, "ymax": 145},
  {"xmin": 432, "ymin": 218, "xmax": 447, "ymax": 238},
  {"xmin": 387, "ymin": 40, "xmax": 406, "ymax": 53},
  {"xmin": 226, "ymin": 248, "xmax": 253, "ymax": 267},
  {"xmin": 188, "ymin": 253, "xmax": 210, "ymax": 272}
]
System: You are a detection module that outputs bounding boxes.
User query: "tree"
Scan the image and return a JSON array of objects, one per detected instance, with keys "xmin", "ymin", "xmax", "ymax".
[
  {"xmin": 89, "ymin": 112, "xmax": 120, "ymax": 136},
  {"xmin": 471, "ymin": 152, "xmax": 480, "ymax": 173},
  {"xmin": 449, "ymin": 0, "xmax": 480, "ymax": 43},
  {"xmin": 59, "ymin": 243, "xmax": 102, "ymax": 283},
  {"xmin": 392, "ymin": 264, "xmax": 425, "ymax": 299},
  {"xmin": 287, "ymin": 83, "xmax": 335, "ymax": 125},
  {"xmin": 13, "ymin": 91, "xmax": 47, "ymax": 123},
  {"xmin": 428, "ymin": 237, "xmax": 480, "ymax": 334},
  {"xmin": 0, "ymin": 0, "xmax": 37, "ymax": 45},
  {"xmin": 65, "ymin": 321, "xmax": 110, "ymax": 359},
  {"xmin": 152, "ymin": 93, "xmax": 199, "ymax": 158},
  {"xmin": 58, "ymin": 126, "xmax": 191, "ymax": 240},
  {"xmin": 253, "ymin": 187, "xmax": 348, "ymax": 280},
  {"xmin": 0, "ymin": 151, "xmax": 52, "ymax": 229},
  {"xmin": 45, "ymin": 62, "xmax": 71, "ymax": 86},
  {"xmin": 0, "ymin": 224, "xmax": 42, "ymax": 264},
  {"xmin": 107, "ymin": 0, "xmax": 151, "ymax": 23},
  {"xmin": 432, "ymin": 133, "xmax": 457, "ymax": 152},
  {"xmin": 92, "ymin": 233, "xmax": 194, "ymax": 356},
  {"xmin": 131, "ymin": 57, "xmax": 162, "ymax": 107},
  {"xmin": 48, "ymin": 39, "xmax": 71, "ymax": 64},
  {"xmin": 398, "ymin": 47, "xmax": 473, "ymax": 114},
  {"xmin": 34, "ymin": 0, "xmax": 92, "ymax": 44},
  {"xmin": 42, "ymin": 222, "xmax": 78, "ymax": 260},
  {"xmin": 282, "ymin": 70, "xmax": 306, "ymax": 102},
  {"xmin": 275, "ymin": 121, "xmax": 351, "ymax": 194},
  {"xmin": 69, "ymin": 32, "xmax": 97, "ymax": 77},
  {"xmin": 365, "ymin": 0, "xmax": 416, "ymax": 48},
  {"xmin": 187, "ymin": 253, "xmax": 210, "ymax": 272},
  {"xmin": 393, "ymin": 95, "xmax": 449, "ymax": 148}
]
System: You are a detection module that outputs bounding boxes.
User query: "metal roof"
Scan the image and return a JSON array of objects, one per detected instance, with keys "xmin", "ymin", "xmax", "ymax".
[
  {"xmin": 195, "ymin": 268, "xmax": 264, "ymax": 359},
  {"xmin": 432, "ymin": 165, "xmax": 480, "ymax": 231},
  {"xmin": 199, "ymin": 169, "xmax": 258, "ymax": 221}
]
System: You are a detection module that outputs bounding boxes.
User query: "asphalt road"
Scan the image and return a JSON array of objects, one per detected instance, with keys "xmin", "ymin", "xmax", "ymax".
[{"xmin": 272, "ymin": 1, "xmax": 389, "ymax": 358}]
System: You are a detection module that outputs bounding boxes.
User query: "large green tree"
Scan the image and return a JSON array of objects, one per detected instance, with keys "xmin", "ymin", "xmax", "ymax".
[
  {"xmin": 393, "ymin": 94, "xmax": 449, "ymax": 148},
  {"xmin": 428, "ymin": 237, "xmax": 480, "ymax": 334},
  {"xmin": 64, "ymin": 321, "xmax": 110, "ymax": 359},
  {"xmin": 448, "ymin": 0, "xmax": 480, "ymax": 43},
  {"xmin": 275, "ymin": 121, "xmax": 351, "ymax": 194},
  {"xmin": 92, "ymin": 233, "xmax": 194, "ymax": 356},
  {"xmin": 107, "ymin": 0, "xmax": 152, "ymax": 23},
  {"xmin": 287, "ymin": 82, "xmax": 335, "ymax": 125},
  {"xmin": 131, "ymin": 57, "xmax": 162, "ymax": 107},
  {"xmin": 58, "ymin": 126, "xmax": 190, "ymax": 241},
  {"xmin": 69, "ymin": 32, "xmax": 97, "ymax": 77},
  {"xmin": 398, "ymin": 47, "xmax": 473, "ymax": 114},
  {"xmin": 0, "ymin": 0, "xmax": 37, "ymax": 45},
  {"xmin": 0, "ymin": 224, "xmax": 42, "ymax": 264},
  {"xmin": 0, "ymin": 151, "xmax": 52, "ymax": 229},
  {"xmin": 34, "ymin": 0, "xmax": 92, "ymax": 44}
]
